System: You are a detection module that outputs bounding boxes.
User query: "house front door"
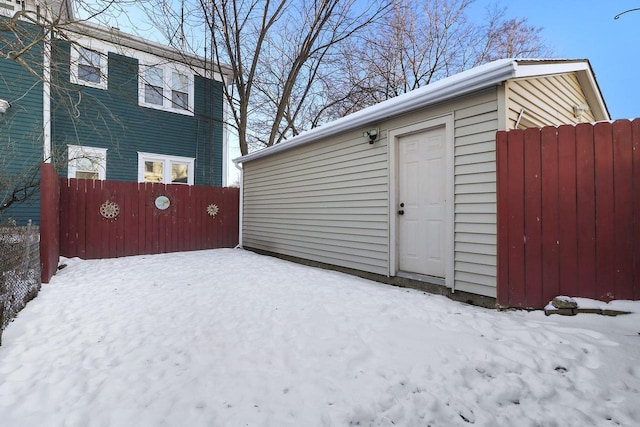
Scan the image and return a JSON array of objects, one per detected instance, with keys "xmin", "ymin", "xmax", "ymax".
[{"xmin": 397, "ymin": 126, "xmax": 446, "ymax": 278}]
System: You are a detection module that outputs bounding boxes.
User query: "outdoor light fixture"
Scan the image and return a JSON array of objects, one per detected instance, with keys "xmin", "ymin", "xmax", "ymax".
[
  {"xmin": 0, "ymin": 99, "xmax": 10, "ymax": 115},
  {"xmin": 573, "ymin": 104, "xmax": 589, "ymax": 119},
  {"xmin": 364, "ymin": 128, "xmax": 379, "ymax": 144}
]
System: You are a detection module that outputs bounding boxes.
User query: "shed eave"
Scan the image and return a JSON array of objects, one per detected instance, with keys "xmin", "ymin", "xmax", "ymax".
[{"xmin": 234, "ymin": 58, "xmax": 603, "ymax": 164}]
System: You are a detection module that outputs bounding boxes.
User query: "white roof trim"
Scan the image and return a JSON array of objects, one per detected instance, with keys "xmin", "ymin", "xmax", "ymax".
[
  {"xmin": 235, "ymin": 58, "xmax": 607, "ymax": 164},
  {"xmin": 62, "ymin": 21, "xmax": 234, "ymax": 81}
]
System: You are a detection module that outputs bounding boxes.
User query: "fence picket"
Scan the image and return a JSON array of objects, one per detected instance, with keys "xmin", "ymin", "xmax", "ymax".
[
  {"xmin": 496, "ymin": 131, "xmax": 510, "ymax": 306},
  {"xmin": 594, "ymin": 122, "xmax": 615, "ymax": 301},
  {"xmin": 612, "ymin": 120, "xmax": 634, "ymax": 299},
  {"xmin": 540, "ymin": 126, "xmax": 560, "ymax": 301},
  {"xmin": 575, "ymin": 123, "xmax": 597, "ymax": 299},
  {"xmin": 557, "ymin": 125, "xmax": 578, "ymax": 297},
  {"xmin": 633, "ymin": 119, "xmax": 640, "ymax": 300},
  {"xmin": 523, "ymin": 128, "xmax": 543, "ymax": 307},
  {"xmin": 506, "ymin": 130, "xmax": 526, "ymax": 306}
]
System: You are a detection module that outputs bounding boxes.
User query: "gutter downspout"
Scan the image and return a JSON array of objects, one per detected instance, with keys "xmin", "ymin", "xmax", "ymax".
[
  {"xmin": 43, "ymin": 22, "xmax": 51, "ymax": 163},
  {"xmin": 234, "ymin": 162, "xmax": 243, "ymax": 249}
]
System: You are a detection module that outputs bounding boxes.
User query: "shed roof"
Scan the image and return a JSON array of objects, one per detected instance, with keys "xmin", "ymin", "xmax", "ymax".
[{"xmin": 235, "ymin": 58, "xmax": 609, "ymax": 164}]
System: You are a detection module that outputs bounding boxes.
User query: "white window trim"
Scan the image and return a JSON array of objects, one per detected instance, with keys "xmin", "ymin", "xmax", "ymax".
[
  {"xmin": 137, "ymin": 152, "xmax": 195, "ymax": 185},
  {"xmin": 68, "ymin": 145, "xmax": 107, "ymax": 180},
  {"xmin": 70, "ymin": 44, "xmax": 108, "ymax": 90},
  {"xmin": 138, "ymin": 63, "xmax": 195, "ymax": 116}
]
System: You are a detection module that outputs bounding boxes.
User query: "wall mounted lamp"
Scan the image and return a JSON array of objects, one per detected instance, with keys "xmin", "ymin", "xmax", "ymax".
[
  {"xmin": 363, "ymin": 128, "xmax": 379, "ymax": 144},
  {"xmin": 0, "ymin": 99, "xmax": 10, "ymax": 115},
  {"xmin": 573, "ymin": 104, "xmax": 589, "ymax": 120}
]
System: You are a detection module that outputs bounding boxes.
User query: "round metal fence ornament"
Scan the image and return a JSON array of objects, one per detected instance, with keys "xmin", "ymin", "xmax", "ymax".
[
  {"xmin": 207, "ymin": 204, "xmax": 219, "ymax": 217},
  {"xmin": 155, "ymin": 195, "xmax": 171, "ymax": 210},
  {"xmin": 99, "ymin": 201, "xmax": 120, "ymax": 219}
]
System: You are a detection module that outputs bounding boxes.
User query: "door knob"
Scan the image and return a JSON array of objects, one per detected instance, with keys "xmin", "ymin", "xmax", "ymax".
[{"xmin": 398, "ymin": 210, "xmax": 404, "ymax": 215}]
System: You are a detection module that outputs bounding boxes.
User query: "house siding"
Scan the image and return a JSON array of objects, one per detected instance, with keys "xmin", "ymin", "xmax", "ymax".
[
  {"xmin": 0, "ymin": 21, "xmax": 44, "ymax": 225},
  {"xmin": 506, "ymin": 73, "xmax": 596, "ymax": 129},
  {"xmin": 51, "ymin": 41, "xmax": 224, "ymax": 186},
  {"xmin": 242, "ymin": 131, "xmax": 390, "ymax": 275},
  {"xmin": 243, "ymin": 89, "xmax": 501, "ymax": 295},
  {"xmin": 452, "ymin": 93, "xmax": 499, "ymax": 297}
]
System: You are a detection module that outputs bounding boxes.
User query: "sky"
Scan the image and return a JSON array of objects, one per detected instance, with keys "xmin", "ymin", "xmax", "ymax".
[{"xmin": 473, "ymin": 0, "xmax": 640, "ymax": 120}]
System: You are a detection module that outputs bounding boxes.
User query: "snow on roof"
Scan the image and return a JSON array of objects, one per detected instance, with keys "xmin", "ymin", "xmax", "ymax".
[{"xmin": 235, "ymin": 58, "xmax": 606, "ymax": 164}]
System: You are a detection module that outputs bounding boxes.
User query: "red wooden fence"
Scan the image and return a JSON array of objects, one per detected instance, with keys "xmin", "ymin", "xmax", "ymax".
[
  {"xmin": 40, "ymin": 163, "xmax": 60, "ymax": 283},
  {"xmin": 497, "ymin": 119, "xmax": 640, "ymax": 308},
  {"xmin": 59, "ymin": 179, "xmax": 239, "ymax": 259}
]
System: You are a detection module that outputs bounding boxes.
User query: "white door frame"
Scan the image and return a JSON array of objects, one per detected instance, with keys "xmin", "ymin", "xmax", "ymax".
[{"xmin": 388, "ymin": 114, "xmax": 455, "ymax": 290}]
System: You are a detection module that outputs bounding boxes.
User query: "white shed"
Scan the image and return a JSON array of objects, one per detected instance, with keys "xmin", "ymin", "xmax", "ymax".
[{"xmin": 234, "ymin": 59, "xmax": 609, "ymax": 302}]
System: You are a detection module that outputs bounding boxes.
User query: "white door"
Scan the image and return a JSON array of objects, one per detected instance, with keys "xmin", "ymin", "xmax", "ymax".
[{"xmin": 397, "ymin": 127, "xmax": 446, "ymax": 277}]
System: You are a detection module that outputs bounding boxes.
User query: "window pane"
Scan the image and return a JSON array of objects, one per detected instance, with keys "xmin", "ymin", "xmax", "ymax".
[
  {"xmin": 171, "ymin": 91, "xmax": 188, "ymax": 110},
  {"xmin": 146, "ymin": 66, "xmax": 164, "ymax": 86},
  {"xmin": 172, "ymin": 72, "xmax": 188, "ymax": 92},
  {"xmin": 170, "ymin": 72, "xmax": 189, "ymax": 110},
  {"xmin": 78, "ymin": 64, "xmax": 101, "ymax": 83},
  {"xmin": 78, "ymin": 48, "xmax": 100, "ymax": 66},
  {"xmin": 77, "ymin": 48, "xmax": 101, "ymax": 83},
  {"xmin": 145, "ymin": 84, "xmax": 164, "ymax": 105},
  {"xmin": 76, "ymin": 171, "xmax": 99, "ymax": 180},
  {"xmin": 171, "ymin": 163, "xmax": 188, "ymax": 183},
  {"xmin": 76, "ymin": 157, "xmax": 98, "ymax": 172},
  {"xmin": 144, "ymin": 161, "xmax": 164, "ymax": 182}
]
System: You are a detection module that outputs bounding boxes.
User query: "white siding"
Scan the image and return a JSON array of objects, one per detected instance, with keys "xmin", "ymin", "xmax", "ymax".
[
  {"xmin": 453, "ymin": 95, "xmax": 499, "ymax": 297},
  {"xmin": 506, "ymin": 73, "xmax": 597, "ymax": 129},
  {"xmin": 242, "ymin": 131, "xmax": 390, "ymax": 275},
  {"xmin": 242, "ymin": 89, "xmax": 501, "ymax": 297}
]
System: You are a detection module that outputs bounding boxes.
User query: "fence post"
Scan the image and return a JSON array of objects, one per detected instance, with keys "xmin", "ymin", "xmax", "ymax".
[{"xmin": 40, "ymin": 163, "xmax": 60, "ymax": 283}]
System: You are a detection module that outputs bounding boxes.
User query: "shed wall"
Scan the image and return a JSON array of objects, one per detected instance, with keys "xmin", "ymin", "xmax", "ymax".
[
  {"xmin": 506, "ymin": 73, "xmax": 596, "ymax": 130},
  {"xmin": 452, "ymin": 92, "xmax": 499, "ymax": 297},
  {"xmin": 242, "ymin": 131, "xmax": 390, "ymax": 275},
  {"xmin": 242, "ymin": 89, "xmax": 500, "ymax": 296}
]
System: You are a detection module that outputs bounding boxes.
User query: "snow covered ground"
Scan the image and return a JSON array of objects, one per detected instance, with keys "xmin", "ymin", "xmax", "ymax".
[{"xmin": 0, "ymin": 249, "xmax": 638, "ymax": 426}]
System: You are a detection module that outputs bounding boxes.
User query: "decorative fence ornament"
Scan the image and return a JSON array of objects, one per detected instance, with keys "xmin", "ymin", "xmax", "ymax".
[
  {"xmin": 207, "ymin": 204, "xmax": 220, "ymax": 218},
  {"xmin": 99, "ymin": 201, "xmax": 120, "ymax": 219},
  {"xmin": 154, "ymin": 195, "xmax": 171, "ymax": 210}
]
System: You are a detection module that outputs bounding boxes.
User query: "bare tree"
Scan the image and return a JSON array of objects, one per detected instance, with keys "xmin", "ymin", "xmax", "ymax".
[
  {"xmin": 205, "ymin": 0, "xmax": 393, "ymax": 155},
  {"xmin": 325, "ymin": 0, "xmax": 553, "ymax": 118},
  {"xmin": 138, "ymin": 0, "xmax": 391, "ymax": 155},
  {"xmin": 138, "ymin": 0, "xmax": 550, "ymax": 154}
]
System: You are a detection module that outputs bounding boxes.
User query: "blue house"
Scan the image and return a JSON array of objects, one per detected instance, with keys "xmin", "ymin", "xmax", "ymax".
[{"xmin": 0, "ymin": 0, "xmax": 230, "ymax": 225}]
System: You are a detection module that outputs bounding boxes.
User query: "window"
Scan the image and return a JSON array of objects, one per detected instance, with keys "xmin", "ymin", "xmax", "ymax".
[
  {"xmin": 138, "ymin": 152, "xmax": 194, "ymax": 185},
  {"xmin": 139, "ymin": 64, "xmax": 194, "ymax": 115},
  {"xmin": 171, "ymin": 72, "xmax": 189, "ymax": 110},
  {"xmin": 144, "ymin": 66, "xmax": 164, "ymax": 105},
  {"xmin": 78, "ymin": 48, "xmax": 101, "ymax": 84},
  {"xmin": 70, "ymin": 46, "xmax": 108, "ymax": 89},
  {"xmin": 68, "ymin": 145, "xmax": 107, "ymax": 180}
]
